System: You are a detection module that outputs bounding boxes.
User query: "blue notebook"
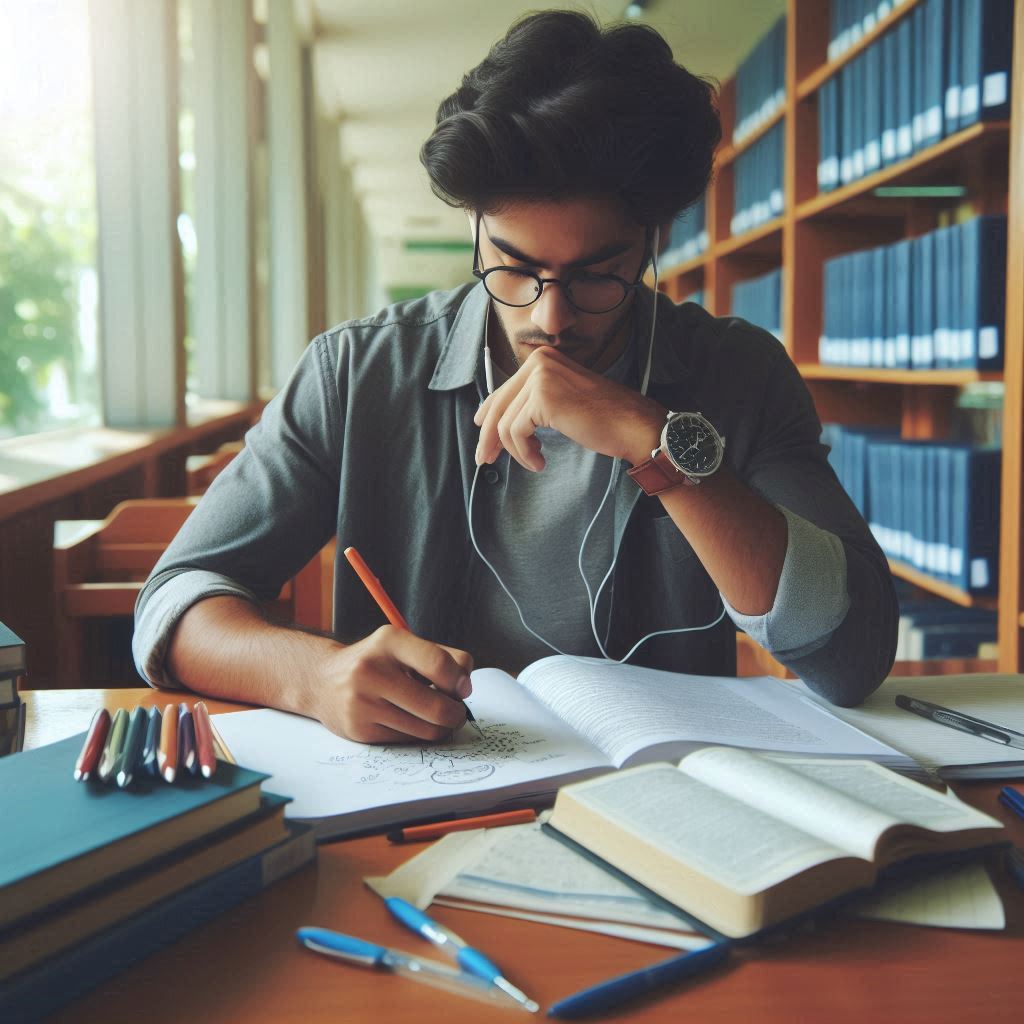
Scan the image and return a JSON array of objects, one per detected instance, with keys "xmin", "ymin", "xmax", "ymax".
[{"xmin": 0, "ymin": 731, "xmax": 271, "ymax": 931}]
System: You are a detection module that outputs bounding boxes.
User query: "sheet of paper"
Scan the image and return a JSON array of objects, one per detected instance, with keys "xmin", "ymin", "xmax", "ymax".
[
  {"xmin": 433, "ymin": 899, "xmax": 713, "ymax": 951},
  {"xmin": 214, "ymin": 669, "xmax": 607, "ymax": 826},
  {"xmin": 364, "ymin": 830, "xmax": 491, "ymax": 907},
  {"xmin": 798, "ymin": 674, "xmax": 1024, "ymax": 775},
  {"xmin": 517, "ymin": 656, "xmax": 908, "ymax": 768},
  {"xmin": 856, "ymin": 862, "xmax": 1005, "ymax": 929},
  {"xmin": 437, "ymin": 817, "xmax": 696, "ymax": 931}
]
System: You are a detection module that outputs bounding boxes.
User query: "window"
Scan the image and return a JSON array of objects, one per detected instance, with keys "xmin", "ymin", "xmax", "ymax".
[{"xmin": 0, "ymin": 0, "xmax": 100, "ymax": 439}]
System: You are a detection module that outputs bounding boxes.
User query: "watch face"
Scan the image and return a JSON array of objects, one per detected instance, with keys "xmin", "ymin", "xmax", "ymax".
[{"xmin": 665, "ymin": 413, "xmax": 722, "ymax": 476}]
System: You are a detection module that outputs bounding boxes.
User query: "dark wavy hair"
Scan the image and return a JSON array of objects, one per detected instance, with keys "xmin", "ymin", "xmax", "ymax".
[{"xmin": 420, "ymin": 9, "xmax": 721, "ymax": 227}]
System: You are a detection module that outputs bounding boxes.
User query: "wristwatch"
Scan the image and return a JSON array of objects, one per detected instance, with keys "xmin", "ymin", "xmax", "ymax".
[{"xmin": 627, "ymin": 411, "xmax": 726, "ymax": 496}]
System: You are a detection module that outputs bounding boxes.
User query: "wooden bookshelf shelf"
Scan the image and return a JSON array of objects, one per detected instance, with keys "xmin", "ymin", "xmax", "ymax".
[
  {"xmin": 718, "ymin": 107, "xmax": 786, "ymax": 167},
  {"xmin": 657, "ymin": 251, "xmax": 707, "ymax": 284},
  {"xmin": 888, "ymin": 559, "xmax": 999, "ymax": 610},
  {"xmin": 795, "ymin": 121, "xmax": 1011, "ymax": 221},
  {"xmin": 716, "ymin": 217, "xmax": 784, "ymax": 259},
  {"xmin": 661, "ymin": 0, "xmax": 1023, "ymax": 670},
  {"xmin": 796, "ymin": 0, "xmax": 922, "ymax": 100},
  {"xmin": 797, "ymin": 366, "xmax": 1004, "ymax": 386}
]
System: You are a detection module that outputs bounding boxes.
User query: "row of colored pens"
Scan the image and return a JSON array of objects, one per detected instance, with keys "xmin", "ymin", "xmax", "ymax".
[{"xmin": 74, "ymin": 702, "xmax": 222, "ymax": 788}]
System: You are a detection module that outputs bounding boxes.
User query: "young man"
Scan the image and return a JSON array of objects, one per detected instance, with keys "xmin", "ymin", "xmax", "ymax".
[{"xmin": 134, "ymin": 11, "xmax": 897, "ymax": 743}]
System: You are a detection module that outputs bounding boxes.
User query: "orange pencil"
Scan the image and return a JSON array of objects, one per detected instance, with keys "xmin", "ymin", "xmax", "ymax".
[
  {"xmin": 73, "ymin": 708, "xmax": 111, "ymax": 782},
  {"xmin": 192, "ymin": 701, "xmax": 217, "ymax": 779},
  {"xmin": 343, "ymin": 546, "xmax": 482, "ymax": 736},
  {"xmin": 343, "ymin": 546, "xmax": 410, "ymax": 629},
  {"xmin": 157, "ymin": 701, "xmax": 179, "ymax": 783},
  {"xmin": 387, "ymin": 808, "xmax": 537, "ymax": 843}
]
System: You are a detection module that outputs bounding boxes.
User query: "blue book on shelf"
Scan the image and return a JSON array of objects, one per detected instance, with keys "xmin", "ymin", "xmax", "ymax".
[
  {"xmin": 923, "ymin": 445, "xmax": 940, "ymax": 575},
  {"xmin": 866, "ymin": 440, "xmax": 889, "ymax": 553},
  {"xmin": 913, "ymin": 232, "xmax": 936, "ymax": 370},
  {"xmin": 881, "ymin": 28, "xmax": 900, "ymax": 166},
  {"xmin": 896, "ymin": 16, "xmax": 915, "ymax": 158},
  {"xmin": 947, "ymin": 218, "xmax": 963, "ymax": 369},
  {"xmin": 958, "ymin": 214, "xmax": 1008, "ymax": 370},
  {"xmin": 911, "ymin": 3, "xmax": 927, "ymax": 152},
  {"xmin": 872, "ymin": 246, "xmax": 887, "ymax": 367},
  {"xmin": 945, "ymin": 0, "xmax": 963, "ymax": 135},
  {"xmin": 948, "ymin": 445, "xmax": 1002, "ymax": 594},
  {"xmin": 892, "ymin": 238, "xmax": 913, "ymax": 369},
  {"xmin": 909, "ymin": 622, "xmax": 998, "ymax": 659},
  {"xmin": 840, "ymin": 62, "xmax": 854, "ymax": 185},
  {"xmin": 933, "ymin": 224, "xmax": 953, "ymax": 368},
  {"xmin": 864, "ymin": 37, "xmax": 884, "ymax": 174},
  {"xmin": 920, "ymin": 0, "xmax": 946, "ymax": 148},
  {"xmin": 0, "ymin": 820, "xmax": 316, "ymax": 1022},
  {"xmin": 959, "ymin": 0, "xmax": 1014, "ymax": 130},
  {"xmin": 936, "ymin": 443, "xmax": 954, "ymax": 579}
]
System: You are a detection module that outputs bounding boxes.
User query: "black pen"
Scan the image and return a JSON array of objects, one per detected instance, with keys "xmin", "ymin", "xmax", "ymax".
[{"xmin": 895, "ymin": 695, "xmax": 1024, "ymax": 750}]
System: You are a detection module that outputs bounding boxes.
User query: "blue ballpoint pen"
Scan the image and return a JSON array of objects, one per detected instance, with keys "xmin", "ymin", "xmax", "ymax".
[
  {"xmin": 295, "ymin": 927, "xmax": 519, "ymax": 1009},
  {"xmin": 385, "ymin": 896, "xmax": 539, "ymax": 1013},
  {"xmin": 547, "ymin": 941, "xmax": 730, "ymax": 1019}
]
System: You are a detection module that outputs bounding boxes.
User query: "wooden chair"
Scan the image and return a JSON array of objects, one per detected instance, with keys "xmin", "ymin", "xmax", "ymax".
[
  {"xmin": 185, "ymin": 441, "xmax": 245, "ymax": 496},
  {"xmin": 53, "ymin": 498, "xmax": 334, "ymax": 687}
]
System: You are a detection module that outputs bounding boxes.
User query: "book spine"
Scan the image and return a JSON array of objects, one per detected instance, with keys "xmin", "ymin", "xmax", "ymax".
[{"xmin": 0, "ymin": 826, "xmax": 316, "ymax": 1022}]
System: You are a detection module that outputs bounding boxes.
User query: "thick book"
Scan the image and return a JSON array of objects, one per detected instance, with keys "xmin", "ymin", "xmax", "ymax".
[
  {"xmin": 0, "ymin": 820, "xmax": 316, "ymax": 1023},
  {"xmin": 0, "ymin": 621, "xmax": 26, "ymax": 676},
  {"xmin": 546, "ymin": 746, "xmax": 1006, "ymax": 939},
  {"xmin": 0, "ymin": 733, "xmax": 271, "ymax": 930},
  {"xmin": 0, "ymin": 792, "xmax": 290, "ymax": 983},
  {"xmin": 214, "ymin": 658, "xmax": 916, "ymax": 841}
]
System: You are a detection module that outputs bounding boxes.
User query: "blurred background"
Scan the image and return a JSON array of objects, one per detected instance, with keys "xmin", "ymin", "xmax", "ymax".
[{"xmin": 0, "ymin": 0, "xmax": 785, "ymax": 441}]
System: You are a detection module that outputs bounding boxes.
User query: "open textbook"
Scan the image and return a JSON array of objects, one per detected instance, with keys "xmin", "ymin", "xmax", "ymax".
[
  {"xmin": 546, "ymin": 746, "xmax": 1007, "ymax": 938},
  {"xmin": 214, "ymin": 656, "xmax": 913, "ymax": 840}
]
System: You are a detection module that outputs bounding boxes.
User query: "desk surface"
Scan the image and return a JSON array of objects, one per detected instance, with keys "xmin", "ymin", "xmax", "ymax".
[{"xmin": 22, "ymin": 687, "xmax": 1024, "ymax": 1024}]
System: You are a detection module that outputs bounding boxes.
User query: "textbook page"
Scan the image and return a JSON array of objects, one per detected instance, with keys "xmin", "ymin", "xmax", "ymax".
[
  {"xmin": 562, "ymin": 763, "xmax": 859, "ymax": 895},
  {"xmin": 517, "ymin": 656, "xmax": 910, "ymax": 770},
  {"xmin": 796, "ymin": 674, "xmax": 1024, "ymax": 778},
  {"xmin": 679, "ymin": 748, "xmax": 1000, "ymax": 863},
  {"xmin": 214, "ymin": 668, "xmax": 611, "ymax": 838}
]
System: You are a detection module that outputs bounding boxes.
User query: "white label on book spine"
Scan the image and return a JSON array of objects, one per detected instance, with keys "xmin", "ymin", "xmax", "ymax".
[
  {"xmin": 934, "ymin": 328, "xmax": 948, "ymax": 361},
  {"xmin": 865, "ymin": 140, "xmax": 881, "ymax": 170},
  {"xmin": 897, "ymin": 125, "xmax": 913, "ymax": 155},
  {"xmin": 945, "ymin": 86, "xmax": 961, "ymax": 120},
  {"xmin": 971, "ymin": 558, "xmax": 990, "ymax": 590},
  {"xmin": 961, "ymin": 84, "xmax": 980, "ymax": 117},
  {"xmin": 840, "ymin": 156, "xmax": 853, "ymax": 183},
  {"xmin": 950, "ymin": 548, "xmax": 964, "ymax": 578},
  {"xmin": 978, "ymin": 326, "xmax": 999, "ymax": 360},
  {"xmin": 912, "ymin": 112, "xmax": 924, "ymax": 144},
  {"xmin": 921, "ymin": 334, "xmax": 934, "ymax": 364},
  {"xmin": 896, "ymin": 334, "xmax": 910, "ymax": 363},
  {"xmin": 884, "ymin": 339, "xmax": 896, "ymax": 367},
  {"xmin": 877, "ymin": 1, "xmax": 892, "ymax": 16},
  {"xmin": 863, "ymin": 12, "xmax": 876, "ymax": 31},
  {"xmin": 937, "ymin": 543, "xmax": 950, "ymax": 574},
  {"xmin": 902, "ymin": 530, "xmax": 914, "ymax": 560},
  {"xmin": 924, "ymin": 106, "xmax": 941, "ymax": 139},
  {"xmin": 770, "ymin": 189, "xmax": 783, "ymax": 214},
  {"xmin": 825, "ymin": 156, "xmax": 839, "ymax": 185},
  {"xmin": 882, "ymin": 130, "xmax": 897, "ymax": 161},
  {"xmin": 960, "ymin": 329, "xmax": 975, "ymax": 361},
  {"xmin": 913, "ymin": 539, "xmax": 926, "ymax": 569},
  {"xmin": 983, "ymin": 72, "xmax": 1008, "ymax": 108},
  {"xmin": 853, "ymin": 150, "xmax": 865, "ymax": 179},
  {"xmin": 872, "ymin": 339, "xmax": 884, "ymax": 366}
]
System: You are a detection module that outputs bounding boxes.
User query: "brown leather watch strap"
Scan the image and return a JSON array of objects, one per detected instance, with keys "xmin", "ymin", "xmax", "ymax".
[{"xmin": 626, "ymin": 449, "xmax": 697, "ymax": 496}]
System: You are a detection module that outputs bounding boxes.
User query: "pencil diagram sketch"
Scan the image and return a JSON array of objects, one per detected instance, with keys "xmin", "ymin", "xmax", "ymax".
[{"xmin": 320, "ymin": 719, "xmax": 554, "ymax": 787}]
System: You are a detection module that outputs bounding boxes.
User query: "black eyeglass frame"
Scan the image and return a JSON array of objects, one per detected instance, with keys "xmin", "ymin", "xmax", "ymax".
[{"xmin": 471, "ymin": 215, "xmax": 652, "ymax": 315}]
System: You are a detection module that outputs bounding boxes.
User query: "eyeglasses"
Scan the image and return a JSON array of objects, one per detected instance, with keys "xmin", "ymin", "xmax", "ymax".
[{"xmin": 472, "ymin": 218, "xmax": 650, "ymax": 315}]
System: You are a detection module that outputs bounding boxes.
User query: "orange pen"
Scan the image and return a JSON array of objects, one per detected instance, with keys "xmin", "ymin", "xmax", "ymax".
[
  {"xmin": 157, "ymin": 701, "xmax": 179, "ymax": 783},
  {"xmin": 387, "ymin": 808, "xmax": 538, "ymax": 843},
  {"xmin": 343, "ymin": 546, "xmax": 482, "ymax": 737},
  {"xmin": 192, "ymin": 701, "xmax": 217, "ymax": 779},
  {"xmin": 73, "ymin": 708, "xmax": 111, "ymax": 782}
]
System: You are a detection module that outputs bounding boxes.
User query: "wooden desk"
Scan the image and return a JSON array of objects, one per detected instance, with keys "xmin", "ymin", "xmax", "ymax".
[{"xmin": 22, "ymin": 688, "xmax": 1024, "ymax": 1024}]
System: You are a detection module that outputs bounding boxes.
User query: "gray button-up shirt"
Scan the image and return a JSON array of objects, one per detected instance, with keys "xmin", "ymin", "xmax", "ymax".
[{"xmin": 134, "ymin": 283, "xmax": 898, "ymax": 706}]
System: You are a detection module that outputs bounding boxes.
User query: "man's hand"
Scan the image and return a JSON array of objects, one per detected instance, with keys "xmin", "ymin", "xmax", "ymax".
[
  {"xmin": 473, "ymin": 346, "xmax": 666, "ymax": 470},
  {"xmin": 313, "ymin": 625, "xmax": 475, "ymax": 744}
]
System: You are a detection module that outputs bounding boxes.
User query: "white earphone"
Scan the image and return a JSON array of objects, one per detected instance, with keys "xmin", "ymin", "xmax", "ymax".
[{"xmin": 470, "ymin": 223, "xmax": 726, "ymax": 666}]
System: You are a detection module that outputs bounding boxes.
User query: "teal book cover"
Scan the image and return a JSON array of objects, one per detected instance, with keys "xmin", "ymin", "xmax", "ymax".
[
  {"xmin": 0, "ymin": 621, "xmax": 26, "ymax": 675},
  {"xmin": 0, "ymin": 731, "xmax": 272, "ymax": 929}
]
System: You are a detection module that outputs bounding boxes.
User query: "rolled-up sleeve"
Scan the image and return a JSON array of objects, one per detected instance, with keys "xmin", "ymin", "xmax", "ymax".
[
  {"xmin": 731, "ymin": 348, "xmax": 898, "ymax": 707},
  {"xmin": 723, "ymin": 505, "xmax": 850, "ymax": 659},
  {"xmin": 133, "ymin": 332, "xmax": 343, "ymax": 687}
]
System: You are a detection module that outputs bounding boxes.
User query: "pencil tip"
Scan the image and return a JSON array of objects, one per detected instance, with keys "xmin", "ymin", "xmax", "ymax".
[{"xmin": 163, "ymin": 768, "xmax": 175, "ymax": 783}]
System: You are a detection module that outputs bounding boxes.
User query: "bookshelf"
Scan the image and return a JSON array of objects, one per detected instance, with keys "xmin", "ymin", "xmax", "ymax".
[{"xmin": 659, "ymin": 0, "xmax": 1023, "ymax": 673}]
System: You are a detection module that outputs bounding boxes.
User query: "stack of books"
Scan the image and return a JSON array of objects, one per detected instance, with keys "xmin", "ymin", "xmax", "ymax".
[
  {"xmin": 731, "ymin": 121, "xmax": 785, "ymax": 236},
  {"xmin": 0, "ymin": 732, "xmax": 316, "ymax": 1020},
  {"xmin": 731, "ymin": 268, "xmax": 783, "ymax": 342},
  {"xmin": 0, "ymin": 622, "xmax": 26, "ymax": 757}
]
